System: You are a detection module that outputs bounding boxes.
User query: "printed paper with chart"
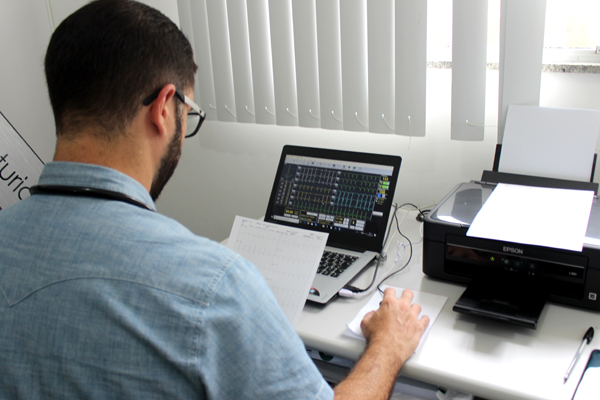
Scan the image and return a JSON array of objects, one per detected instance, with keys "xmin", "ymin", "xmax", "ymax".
[{"xmin": 227, "ymin": 216, "xmax": 328, "ymax": 327}]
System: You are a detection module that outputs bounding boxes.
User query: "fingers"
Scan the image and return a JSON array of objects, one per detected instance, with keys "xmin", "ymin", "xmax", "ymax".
[
  {"xmin": 381, "ymin": 288, "xmax": 418, "ymax": 304},
  {"xmin": 362, "ymin": 310, "xmax": 375, "ymax": 325},
  {"xmin": 381, "ymin": 287, "xmax": 413, "ymax": 304},
  {"xmin": 381, "ymin": 289, "xmax": 419, "ymax": 318},
  {"xmin": 398, "ymin": 288, "xmax": 414, "ymax": 303},
  {"xmin": 409, "ymin": 301, "xmax": 430, "ymax": 334},
  {"xmin": 401, "ymin": 293, "xmax": 430, "ymax": 332},
  {"xmin": 419, "ymin": 314, "xmax": 431, "ymax": 330},
  {"xmin": 366, "ymin": 289, "xmax": 430, "ymax": 335},
  {"xmin": 381, "ymin": 287, "xmax": 398, "ymax": 301}
]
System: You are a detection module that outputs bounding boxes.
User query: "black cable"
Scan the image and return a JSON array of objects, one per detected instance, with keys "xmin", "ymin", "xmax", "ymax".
[
  {"xmin": 376, "ymin": 203, "xmax": 418, "ymax": 293},
  {"xmin": 416, "ymin": 209, "xmax": 431, "ymax": 222},
  {"xmin": 399, "ymin": 202, "xmax": 420, "ymax": 210},
  {"xmin": 341, "ymin": 203, "xmax": 422, "ymax": 295},
  {"xmin": 341, "ymin": 202, "xmax": 400, "ymax": 294},
  {"xmin": 342, "ymin": 253, "xmax": 383, "ymax": 293}
]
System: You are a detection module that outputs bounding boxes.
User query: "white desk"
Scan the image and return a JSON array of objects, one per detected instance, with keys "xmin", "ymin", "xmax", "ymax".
[{"xmin": 296, "ymin": 209, "xmax": 600, "ymax": 400}]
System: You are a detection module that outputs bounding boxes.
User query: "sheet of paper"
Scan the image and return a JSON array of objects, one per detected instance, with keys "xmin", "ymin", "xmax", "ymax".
[
  {"xmin": 499, "ymin": 105, "xmax": 600, "ymax": 182},
  {"xmin": 227, "ymin": 216, "xmax": 328, "ymax": 328},
  {"xmin": 345, "ymin": 285, "xmax": 448, "ymax": 353},
  {"xmin": 466, "ymin": 183, "xmax": 594, "ymax": 252}
]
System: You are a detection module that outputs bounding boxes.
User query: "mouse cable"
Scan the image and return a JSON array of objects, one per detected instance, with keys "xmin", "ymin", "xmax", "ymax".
[
  {"xmin": 376, "ymin": 233, "xmax": 412, "ymax": 294},
  {"xmin": 338, "ymin": 254, "xmax": 384, "ymax": 298},
  {"xmin": 396, "ymin": 204, "xmax": 425, "ymax": 247},
  {"xmin": 345, "ymin": 239, "xmax": 406, "ymax": 298},
  {"xmin": 396, "ymin": 202, "xmax": 432, "ymax": 225},
  {"xmin": 395, "ymin": 202, "xmax": 428, "ymax": 246},
  {"xmin": 377, "ymin": 203, "xmax": 415, "ymax": 294},
  {"xmin": 338, "ymin": 202, "xmax": 403, "ymax": 298},
  {"xmin": 339, "ymin": 202, "xmax": 405, "ymax": 298}
]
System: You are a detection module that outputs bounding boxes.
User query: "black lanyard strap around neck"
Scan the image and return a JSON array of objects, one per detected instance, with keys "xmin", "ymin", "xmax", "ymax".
[{"xmin": 30, "ymin": 185, "xmax": 154, "ymax": 212}]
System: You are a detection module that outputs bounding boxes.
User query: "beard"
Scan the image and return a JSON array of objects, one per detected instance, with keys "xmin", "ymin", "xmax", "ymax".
[{"xmin": 149, "ymin": 114, "xmax": 183, "ymax": 201}]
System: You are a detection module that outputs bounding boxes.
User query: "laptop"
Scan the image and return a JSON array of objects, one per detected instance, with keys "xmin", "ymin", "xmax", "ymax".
[{"xmin": 264, "ymin": 145, "xmax": 402, "ymax": 304}]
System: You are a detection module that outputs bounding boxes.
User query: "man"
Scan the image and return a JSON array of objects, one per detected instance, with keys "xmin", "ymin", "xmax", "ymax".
[{"xmin": 0, "ymin": 1, "xmax": 429, "ymax": 399}]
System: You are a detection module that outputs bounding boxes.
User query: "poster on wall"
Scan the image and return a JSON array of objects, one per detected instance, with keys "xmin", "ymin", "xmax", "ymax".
[{"xmin": 0, "ymin": 111, "xmax": 44, "ymax": 210}]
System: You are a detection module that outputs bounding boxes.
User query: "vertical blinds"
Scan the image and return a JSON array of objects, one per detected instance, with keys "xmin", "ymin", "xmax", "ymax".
[
  {"xmin": 451, "ymin": 0, "xmax": 488, "ymax": 141},
  {"xmin": 177, "ymin": 0, "xmax": 547, "ymax": 141},
  {"xmin": 498, "ymin": 0, "xmax": 546, "ymax": 143}
]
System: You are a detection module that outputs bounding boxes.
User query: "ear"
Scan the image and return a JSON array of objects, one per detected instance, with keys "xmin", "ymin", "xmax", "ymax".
[{"xmin": 147, "ymin": 84, "xmax": 177, "ymax": 137}]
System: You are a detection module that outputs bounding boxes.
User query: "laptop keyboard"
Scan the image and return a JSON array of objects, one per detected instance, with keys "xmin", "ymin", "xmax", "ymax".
[{"xmin": 317, "ymin": 251, "xmax": 358, "ymax": 278}]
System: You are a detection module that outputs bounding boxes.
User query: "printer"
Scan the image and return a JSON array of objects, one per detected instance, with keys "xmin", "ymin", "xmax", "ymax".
[{"xmin": 423, "ymin": 169, "xmax": 600, "ymax": 329}]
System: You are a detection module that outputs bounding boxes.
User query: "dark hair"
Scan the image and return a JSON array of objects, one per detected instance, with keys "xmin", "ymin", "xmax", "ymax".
[{"xmin": 45, "ymin": 0, "xmax": 197, "ymax": 138}]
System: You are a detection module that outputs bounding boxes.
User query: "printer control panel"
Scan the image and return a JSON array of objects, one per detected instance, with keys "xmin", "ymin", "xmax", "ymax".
[{"xmin": 445, "ymin": 234, "xmax": 587, "ymax": 285}]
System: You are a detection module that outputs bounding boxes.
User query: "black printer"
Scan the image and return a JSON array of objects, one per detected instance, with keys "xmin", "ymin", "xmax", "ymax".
[{"xmin": 423, "ymin": 170, "xmax": 600, "ymax": 329}]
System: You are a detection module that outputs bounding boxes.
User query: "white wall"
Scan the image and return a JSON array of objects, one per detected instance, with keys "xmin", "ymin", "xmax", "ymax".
[
  {"xmin": 46, "ymin": 0, "xmax": 180, "ymax": 29},
  {"xmin": 0, "ymin": 1, "xmax": 55, "ymax": 163},
  {"xmin": 2, "ymin": 2, "xmax": 600, "ymax": 243},
  {"xmin": 0, "ymin": 0, "xmax": 179, "ymax": 166}
]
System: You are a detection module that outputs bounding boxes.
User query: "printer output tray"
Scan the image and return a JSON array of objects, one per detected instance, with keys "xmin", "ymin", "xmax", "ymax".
[{"xmin": 453, "ymin": 276, "xmax": 548, "ymax": 329}]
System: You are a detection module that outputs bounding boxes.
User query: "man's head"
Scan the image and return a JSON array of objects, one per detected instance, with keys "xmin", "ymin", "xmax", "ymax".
[{"xmin": 45, "ymin": 0, "xmax": 197, "ymax": 139}]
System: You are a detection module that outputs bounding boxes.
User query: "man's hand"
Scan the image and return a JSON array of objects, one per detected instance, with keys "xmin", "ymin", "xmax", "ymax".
[
  {"xmin": 333, "ymin": 288, "xmax": 430, "ymax": 400},
  {"xmin": 361, "ymin": 288, "xmax": 430, "ymax": 365}
]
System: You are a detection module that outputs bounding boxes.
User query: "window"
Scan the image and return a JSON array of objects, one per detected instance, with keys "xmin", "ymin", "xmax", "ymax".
[
  {"xmin": 543, "ymin": 0, "xmax": 600, "ymax": 64},
  {"xmin": 427, "ymin": 0, "xmax": 600, "ymax": 65},
  {"xmin": 426, "ymin": 0, "xmax": 500, "ymax": 64}
]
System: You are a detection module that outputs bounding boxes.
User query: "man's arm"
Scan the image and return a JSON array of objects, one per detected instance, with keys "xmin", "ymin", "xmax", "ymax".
[{"xmin": 333, "ymin": 288, "xmax": 430, "ymax": 400}]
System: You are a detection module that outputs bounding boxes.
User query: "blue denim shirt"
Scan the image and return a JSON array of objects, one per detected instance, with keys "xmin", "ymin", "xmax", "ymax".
[{"xmin": 0, "ymin": 162, "xmax": 333, "ymax": 400}]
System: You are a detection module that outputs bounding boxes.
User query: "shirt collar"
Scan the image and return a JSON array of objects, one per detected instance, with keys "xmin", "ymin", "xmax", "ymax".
[{"xmin": 37, "ymin": 162, "xmax": 156, "ymax": 211}]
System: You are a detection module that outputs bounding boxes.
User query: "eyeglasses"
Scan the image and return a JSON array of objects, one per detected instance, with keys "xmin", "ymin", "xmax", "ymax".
[{"xmin": 142, "ymin": 88, "xmax": 206, "ymax": 138}]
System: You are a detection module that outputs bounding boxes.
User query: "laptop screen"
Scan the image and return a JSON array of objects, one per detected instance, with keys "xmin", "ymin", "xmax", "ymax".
[{"xmin": 264, "ymin": 146, "xmax": 402, "ymax": 252}]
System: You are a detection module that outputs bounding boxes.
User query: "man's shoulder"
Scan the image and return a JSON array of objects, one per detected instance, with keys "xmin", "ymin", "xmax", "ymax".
[{"xmin": 126, "ymin": 224, "xmax": 265, "ymax": 302}]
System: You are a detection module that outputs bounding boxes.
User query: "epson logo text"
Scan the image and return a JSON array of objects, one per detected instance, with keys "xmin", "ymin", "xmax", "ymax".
[{"xmin": 503, "ymin": 246, "xmax": 524, "ymax": 255}]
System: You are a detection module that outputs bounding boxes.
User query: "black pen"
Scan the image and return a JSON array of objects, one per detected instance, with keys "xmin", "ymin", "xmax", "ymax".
[{"xmin": 563, "ymin": 327, "xmax": 594, "ymax": 384}]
